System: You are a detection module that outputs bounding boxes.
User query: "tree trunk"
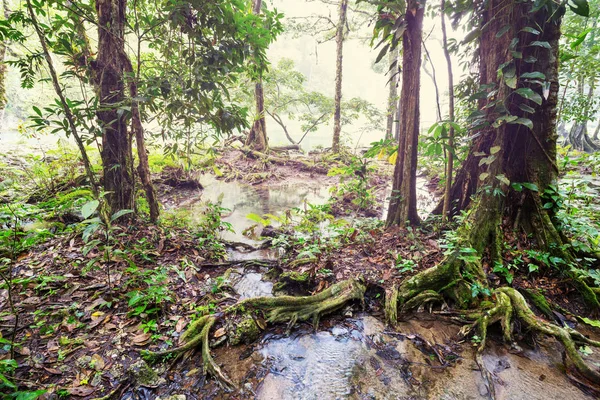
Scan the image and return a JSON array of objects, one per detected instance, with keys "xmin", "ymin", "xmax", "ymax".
[
  {"xmin": 593, "ymin": 122, "xmax": 600, "ymax": 141},
  {"xmin": 567, "ymin": 81, "xmax": 598, "ymax": 152},
  {"xmin": 331, "ymin": 0, "xmax": 348, "ymax": 154},
  {"xmin": 394, "ymin": 93, "xmax": 401, "ymax": 141},
  {"xmin": 433, "ymin": 3, "xmax": 565, "ymax": 218},
  {"xmin": 126, "ymin": 64, "xmax": 160, "ymax": 222},
  {"xmin": 448, "ymin": 0, "xmax": 562, "ymax": 241},
  {"xmin": 385, "ymin": 0, "xmax": 424, "ymax": 227},
  {"xmin": 385, "ymin": 50, "xmax": 399, "ymax": 140},
  {"xmin": 246, "ymin": 0, "xmax": 268, "ymax": 152},
  {"xmin": 95, "ymin": 0, "xmax": 135, "ymax": 215},
  {"xmin": 441, "ymin": 0, "xmax": 455, "ymax": 219}
]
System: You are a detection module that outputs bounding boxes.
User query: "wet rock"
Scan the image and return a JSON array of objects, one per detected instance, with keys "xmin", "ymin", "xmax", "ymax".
[{"xmin": 127, "ymin": 360, "xmax": 165, "ymax": 388}]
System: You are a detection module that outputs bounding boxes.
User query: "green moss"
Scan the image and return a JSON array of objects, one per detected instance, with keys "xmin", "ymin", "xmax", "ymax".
[
  {"xmin": 523, "ymin": 288, "xmax": 553, "ymax": 319},
  {"xmin": 280, "ymin": 271, "xmax": 310, "ymax": 282},
  {"xmin": 229, "ymin": 317, "xmax": 261, "ymax": 346},
  {"xmin": 273, "ymin": 271, "xmax": 312, "ymax": 294}
]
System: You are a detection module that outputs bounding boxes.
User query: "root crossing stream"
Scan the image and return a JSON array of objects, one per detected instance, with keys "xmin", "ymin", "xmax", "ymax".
[{"xmin": 142, "ymin": 176, "xmax": 599, "ymax": 399}]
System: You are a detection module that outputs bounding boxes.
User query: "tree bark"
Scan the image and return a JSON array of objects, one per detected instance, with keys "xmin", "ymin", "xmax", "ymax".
[
  {"xmin": 446, "ymin": 0, "xmax": 561, "ymax": 235},
  {"xmin": 246, "ymin": 0, "xmax": 268, "ymax": 152},
  {"xmin": 593, "ymin": 122, "xmax": 600, "ymax": 141},
  {"xmin": 385, "ymin": 50, "xmax": 399, "ymax": 140},
  {"xmin": 385, "ymin": 0, "xmax": 424, "ymax": 227},
  {"xmin": 95, "ymin": 0, "xmax": 135, "ymax": 215},
  {"xmin": 441, "ymin": 0, "xmax": 455, "ymax": 219},
  {"xmin": 567, "ymin": 80, "xmax": 598, "ymax": 152},
  {"xmin": 331, "ymin": 0, "xmax": 348, "ymax": 153}
]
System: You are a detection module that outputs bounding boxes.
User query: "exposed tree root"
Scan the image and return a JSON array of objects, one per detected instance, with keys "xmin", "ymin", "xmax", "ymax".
[{"xmin": 141, "ymin": 278, "xmax": 366, "ymax": 389}]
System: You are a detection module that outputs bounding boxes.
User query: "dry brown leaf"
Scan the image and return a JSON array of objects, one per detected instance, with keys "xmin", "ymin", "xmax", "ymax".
[
  {"xmin": 68, "ymin": 386, "xmax": 95, "ymax": 397},
  {"xmin": 43, "ymin": 367, "xmax": 63, "ymax": 375},
  {"xmin": 90, "ymin": 354, "xmax": 105, "ymax": 371},
  {"xmin": 132, "ymin": 332, "xmax": 151, "ymax": 346},
  {"xmin": 47, "ymin": 340, "xmax": 59, "ymax": 352},
  {"xmin": 175, "ymin": 318, "xmax": 187, "ymax": 333},
  {"xmin": 213, "ymin": 327, "xmax": 226, "ymax": 338}
]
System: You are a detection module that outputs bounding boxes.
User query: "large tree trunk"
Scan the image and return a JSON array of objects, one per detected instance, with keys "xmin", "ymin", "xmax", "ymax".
[
  {"xmin": 95, "ymin": 0, "xmax": 135, "ymax": 215},
  {"xmin": 385, "ymin": 50, "xmax": 399, "ymax": 140},
  {"xmin": 331, "ymin": 0, "xmax": 348, "ymax": 154},
  {"xmin": 433, "ymin": 2, "xmax": 565, "ymax": 217},
  {"xmin": 441, "ymin": 0, "xmax": 455, "ymax": 219},
  {"xmin": 385, "ymin": 0, "xmax": 424, "ymax": 227},
  {"xmin": 245, "ymin": 0, "xmax": 268, "ymax": 152},
  {"xmin": 390, "ymin": 1, "xmax": 600, "ymax": 384}
]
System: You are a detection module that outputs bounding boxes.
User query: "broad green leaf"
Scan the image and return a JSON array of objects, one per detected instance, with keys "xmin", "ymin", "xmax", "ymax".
[
  {"xmin": 570, "ymin": 28, "xmax": 592, "ymax": 49},
  {"xmin": 520, "ymin": 72, "xmax": 545, "ymax": 79},
  {"xmin": 508, "ymin": 117, "xmax": 534, "ymax": 130},
  {"xmin": 479, "ymin": 172, "xmax": 489, "ymax": 181},
  {"xmin": 496, "ymin": 174, "xmax": 510, "ymax": 186},
  {"xmin": 519, "ymin": 103, "xmax": 536, "ymax": 113},
  {"xmin": 496, "ymin": 25, "xmax": 510, "ymax": 38},
  {"xmin": 521, "ymin": 182, "xmax": 539, "ymax": 191},
  {"xmin": 569, "ymin": 0, "xmax": 590, "ymax": 17},
  {"xmin": 530, "ymin": 41, "xmax": 551, "ymax": 49},
  {"xmin": 580, "ymin": 317, "xmax": 600, "ymax": 328},
  {"xmin": 490, "ymin": 146, "xmax": 501, "ymax": 155},
  {"xmin": 521, "ymin": 27, "xmax": 540, "ymax": 35},
  {"xmin": 110, "ymin": 209, "xmax": 133, "ymax": 222},
  {"xmin": 514, "ymin": 88, "xmax": 543, "ymax": 105},
  {"xmin": 82, "ymin": 200, "xmax": 100, "ymax": 219},
  {"xmin": 462, "ymin": 27, "xmax": 481, "ymax": 44},
  {"xmin": 375, "ymin": 43, "xmax": 390, "ymax": 64}
]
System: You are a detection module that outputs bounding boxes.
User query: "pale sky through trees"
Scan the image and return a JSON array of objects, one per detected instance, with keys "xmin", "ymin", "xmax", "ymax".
[{"xmin": 267, "ymin": 0, "xmax": 464, "ymax": 150}]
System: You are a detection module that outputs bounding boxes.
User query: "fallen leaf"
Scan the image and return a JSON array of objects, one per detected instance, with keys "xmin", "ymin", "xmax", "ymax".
[
  {"xmin": 132, "ymin": 332, "xmax": 151, "ymax": 346},
  {"xmin": 91, "ymin": 311, "xmax": 105, "ymax": 321},
  {"xmin": 213, "ymin": 327, "xmax": 226, "ymax": 338},
  {"xmin": 68, "ymin": 386, "xmax": 95, "ymax": 397},
  {"xmin": 43, "ymin": 367, "xmax": 63, "ymax": 375},
  {"xmin": 20, "ymin": 297, "xmax": 41, "ymax": 306},
  {"xmin": 47, "ymin": 340, "xmax": 59, "ymax": 352},
  {"xmin": 90, "ymin": 354, "xmax": 105, "ymax": 371},
  {"xmin": 175, "ymin": 318, "xmax": 187, "ymax": 333}
]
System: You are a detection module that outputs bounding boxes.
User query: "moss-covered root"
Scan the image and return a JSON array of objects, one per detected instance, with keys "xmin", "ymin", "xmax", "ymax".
[
  {"xmin": 141, "ymin": 315, "xmax": 213, "ymax": 361},
  {"xmin": 400, "ymin": 290, "xmax": 444, "ymax": 313},
  {"xmin": 234, "ymin": 278, "xmax": 366, "ymax": 329},
  {"xmin": 141, "ymin": 314, "xmax": 235, "ymax": 390},
  {"xmin": 498, "ymin": 287, "xmax": 600, "ymax": 383},
  {"xmin": 201, "ymin": 316, "xmax": 235, "ymax": 391}
]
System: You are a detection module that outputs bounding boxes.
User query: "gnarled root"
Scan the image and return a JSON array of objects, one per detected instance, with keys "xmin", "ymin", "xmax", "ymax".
[
  {"xmin": 457, "ymin": 287, "xmax": 600, "ymax": 396},
  {"xmin": 235, "ymin": 278, "xmax": 366, "ymax": 329},
  {"xmin": 498, "ymin": 287, "xmax": 600, "ymax": 383},
  {"xmin": 140, "ymin": 278, "xmax": 366, "ymax": 389},
  {"xmin": 141, "ymin": 315, "xmax": 234, "ymax": 390}
]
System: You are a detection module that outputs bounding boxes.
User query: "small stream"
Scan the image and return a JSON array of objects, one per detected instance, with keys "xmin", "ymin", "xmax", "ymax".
[{"xmin": 151, "ymin": 174, "xmax": 598, "ymax": 399}]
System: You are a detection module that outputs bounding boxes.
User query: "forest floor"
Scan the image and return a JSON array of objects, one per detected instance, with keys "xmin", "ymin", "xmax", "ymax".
[{"xmin": 1, "ymin": 147, "xmax": 600, "ymax": 399}]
